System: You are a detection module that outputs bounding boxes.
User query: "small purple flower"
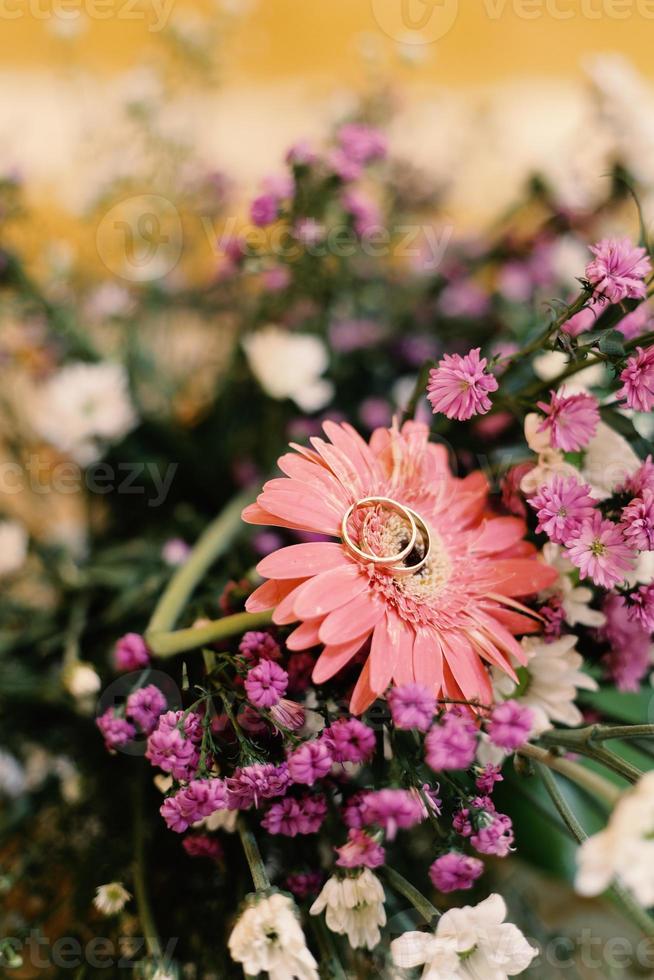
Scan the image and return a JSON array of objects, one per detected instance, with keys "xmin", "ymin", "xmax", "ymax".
[
  {"xmin": 528, "ymin": 475, "xmax": 596, "ymax": 545},
  {"xmin": 625, "ymin": 583, "xmax": 654, "ymax": 633},
  {"xmin": 126, "ymin": 685, "xmax": 167, "ymax": 735},
  {"xmin": 182, "ymin": 835, "xmax": 223, "ymax": 860},
  {"xmin": 622, "ymin": 491, "xmax": 654, "ymax": 551},
  {"xmin": 487, "ymin": 701, "xmax": 533, "ymax": 751},
  {"xmin": 387, "ymin": 683, "xmax": 436, "ymax": 731},
  {"xmin": 113, "ymin": 633, "xmax": 149, "ymax": 672},
  {"xmin": 261, "ymin": 794, "xmax": 327, "ymax": 836},
  {"xmin": 336, "ymin": 829, "xmax": 385, "ymax": 869},
  {"xmin": 250, "ymin": 193, "xmax": 279, "ymax": 227},
  {"xmin": 618, "ymin": 346, "xmax": 654, "ymax": 413},
  {"xmin": 337, "ymin": 122, "xmax": 387, "ymax": 164},
  {"xmin": 586, "ymin": 236, "xmax": 651, "ymax": 303},
  {"xmin": 476, "ymin": 765, "xmax": 503, "ymax": 795},
  {"xmin": 238, "ymin": 631, "xmax": 281, "ymax": 664},
  {"xmin": 427, "ymin": 348, "xmax": 498, "ymax": 421},
  {"xmin": 284, "ymin": 870, "xmax": 323, "ymax": 900},
  {"xmin": 537, "ymin": 390, "xmax": 600, "ymax": 453},
  {"xmin": 96, "ymin": 708, "xmax": 135, "ymax": 751},
  {"xmin": 244, "ymin": 660, "xmax": 288, "ymax": 708},
  {"xmin": 429, "ymin": 852, "xmax": 484, "ymax": 893},
  {"xmin": 321, "ymin": 718, "xmax": 375, "ymax": 764},
  {"xmin": 287, "ymin": 741, "xmax": 332, "ymax": 786},
  {"xmin": 566, "ymin": 514, "xmax": 635, "ymax": 589},
  {"xmin": 471, "ymin": 812, "xmax": 514, "ymax": 857},
  {"xmin": 425, "ymin": 713, "xmax": 478, "ymax": 771},
  {"xmin": 226, "ymin": 763, "xmax": 290, "ymax": 809},
  {"xmin": 145, "ymin": 710, "xmax": 202, "ymax": 781},
  {"xmin": 360, "ymin": 788, "xmax": 426, "ymax": 841},
  {"xmin": 453, "ymin": 808, "xmax": 472, "ymax": 837},
  {"xmin": 160, "ymin": 778, "xmax": 229, "ymax": 833}
]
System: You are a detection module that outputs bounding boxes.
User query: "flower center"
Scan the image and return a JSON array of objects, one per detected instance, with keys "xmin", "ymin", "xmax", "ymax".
[
  {"xmin": 590, "ymin": 539, "xmax": 606, "ymax": 557},
  {"xmin": 341, "ymin": 496, "xmax": 431, "ymax": 576}
]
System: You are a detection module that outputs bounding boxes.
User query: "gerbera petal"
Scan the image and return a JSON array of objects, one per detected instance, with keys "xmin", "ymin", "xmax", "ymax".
[
  {"xmin": 245, "ymin": 578, "xmax": 304, "ymax": 613},
  {"xmin": 473, "ymin": 517, "xmax": 527, "ymax": 555},
  {"xmin": 390, "ymin": 619, "xmax": 416, "ymax": 687},
  {"xmin": 242, "ymin": 502, "xmax": 290, "ymax": 528},
  {"xmin": 440, "ymin": 632, "xmax": 492, "ymax": 704},
  {"xmin": 491, "ymin": 608, "xmax": 542, "ymax": 635},
  {"xmin": 272, "ymin": 581, "xmax": 310, "ymax": 625},
  {"xmin": 293, "ymin": 564, "xmax": 369, "ymax": 620},
  {"xmin": 312, "ymin": 636, "xmax": 368, "ymax": 684},
  {"xmin": 286, "ymin": 619, "xmax": 322, "ymax": 651},
  {"xmin": 349, "ymin": 657, "xmax": 377, "ymax": 714},
  {"xmin": 318, "ymin": 592, "xmax": 385, "ymax": 645},
  {"xmin": 257, "ymin": 479, "xmax": 342, "ymax": 535},
  {"xmin": 412, "ymin": 628, "xmax": 444, "ymax": 694},
  {"xmin": 257, "ymin": 542, "xmax": 350, "ymax": 580},
  {"xmin": 486, "ymin": 559, "xmax": 559, "ymax": 596},
  {"xmin": 467, "ymin": 627, "xmax": 519, "ymax": 682},
  {"xmin": 369, "ymin": 612, "xmax": 401, "ymax": 695}
]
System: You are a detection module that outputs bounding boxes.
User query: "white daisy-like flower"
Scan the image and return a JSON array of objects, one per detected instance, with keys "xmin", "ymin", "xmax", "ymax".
[
  {"xmin": 32, "ymin": 361, "xmax": 137, "ymax": 465},
  {"xmin": 582, "ymin": 421, "xmax": 641, "ymax": 500},
  {"xmin": 228, "ymin": 891, "xmax": 319, "ymax": 980},
  {"xmin": 576, "ymin": 771, "xmax": 654, "ymax": 907},
  {"xmin": 310, "ymin": 868, "xmax": 386, "ymax": 951},
  {"xmin": 391, "ymin": 893, "xmax": 538, "ymax": 980},
  {"xmin": 93, "ymin": 882, "xmax": 131, "ymax": 916},
  {"xmin": 492, "ymin": 634, "xmax": 598, "ymax": 736},
  {"xmin": 242, "ymin": 324, "xmax": 333, "ymax": 412},
  {"xmin": 0, "ymin": 521, "xmax": 28, "ymax": 577},
  {"xmin": 539, "ymin": 543, "xmax": 606, "ymax": 629}
]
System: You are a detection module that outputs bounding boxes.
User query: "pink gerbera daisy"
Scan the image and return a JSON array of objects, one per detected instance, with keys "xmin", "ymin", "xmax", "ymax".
[
  {"xmin": 242, "ymin": 420, "xmax": 556, "ymax": 713},
  {"xmin": 427, "ymin": 348, "xmax": 498, "ymax": 421},
  {"xmin": 536, "ymin": 389, "xmax": 600, "ymax": 452},
  {"xmin": 585, "ymin": 237, "xmax": 651, "ymax": 303}
]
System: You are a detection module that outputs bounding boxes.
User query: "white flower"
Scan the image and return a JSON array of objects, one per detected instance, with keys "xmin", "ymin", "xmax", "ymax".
[
  {"xmin": 391, "ymin": 894, "xmax": 537, "ymax": 980},
  {"xmin": 576, "ymin": 771, "xmax": 654, "ymax": 907},
  {"xmin": 310, "ymin": 868, "xmax": 386, "ymax": 950},
  {"xmin": 93, "ymin": 882, "xmax": 131, "ymax": 916},
  {"xmin": 228, "ymin": 891, "xmax": 319, "ymax": 980},
  {"xmin": 539, "ymin": 543, "xmax": 606, "ymax": 628},
  {"xmin": 492, "ymin": 634, "xmax": 598, "ymax": 736},
  {"xmin": 520, "ymin": 414, "xmax": 578, "ymax": 496},
  {"xmin": 532, "ymin": 351, "xmax": 605, "ymax": 391},
  {"xmin": 242, "ymin": 325, "xmax": 333, "ymax": 412},
  {"xmin": 0, "ymin": 750, "xmax": 26, "ymax": 799},
  {"xmin": 62, "ymin": 661, "xmax": 101, "ymax": 699},
  {"xmin": 32, "ymin": 361, "xmax": 137, "ymax": 465},
  {"xmin": 0, "ymin": 521, "xmax": 28, "ymax": 577},
  {"xmin": 582, "ymin": 422, "xmax": 640, "ymax": 500}
]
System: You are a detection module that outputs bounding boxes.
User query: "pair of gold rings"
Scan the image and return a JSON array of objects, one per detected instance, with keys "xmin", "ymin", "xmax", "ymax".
[{"xmin": 341, "ymin": 495, "xmax": 431, "ymax": 576}]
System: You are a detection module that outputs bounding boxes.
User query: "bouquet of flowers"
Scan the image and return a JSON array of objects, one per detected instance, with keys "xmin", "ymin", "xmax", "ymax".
[{"xmin": 2, "ymin": 101, "xmax": 654, "ymax": 980}]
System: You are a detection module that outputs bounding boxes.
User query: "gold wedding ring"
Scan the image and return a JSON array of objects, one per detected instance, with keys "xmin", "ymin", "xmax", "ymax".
[{"xmin": 341, "ymin": 496, "xmax": 432, "ymax": 576}]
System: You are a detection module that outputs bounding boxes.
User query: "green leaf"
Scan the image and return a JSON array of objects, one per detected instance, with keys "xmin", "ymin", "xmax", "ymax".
[{"xmin": 598, "ymin": 330, "xmax": 626, "ymax": 358}]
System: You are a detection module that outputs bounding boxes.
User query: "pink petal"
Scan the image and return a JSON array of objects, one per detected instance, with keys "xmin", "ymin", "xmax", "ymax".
[
  {"xmin": 272, "ymin": 581, "xmax": 309, "ymax": 625},
  {"xmin": 473, "ymin": 517, "xmax": 526, "ymax": 555},
  {"xmin": 349, "ymin": 657, "xmax": 377, "ymax": 715},
  {"xmin": 390, "ymin": 619, "xmax": 415, "ymax": 687},
  {"xmin": 412, "ymin": 628, "xmax": 444, "ymax": 694},
  {"xmin": 293, "ymin": 565, "xmax": 369, "ymax": 620},
  {"xmin": 257, "ymin": 542, "xmax": 350, "ymax": 580},
  {"xmin": 440, "ymin": 632, "xmax": 492, "ymax": 704},
  {"xmin": 318, "ymin": 592, "xmax": 385, "ymax": 646},
  {"xmin": 484, "ymin": 559, "xmax": 559, "ymax": 597},
  {"xmin": 286, "ymin": 620, "xmax": 322, "ymax": 651},
  {"xmin": 242, "ymin": 502, "xmax": 290, "ymax": 528},
  {"xmin": 312, "ymin": 637, "xmax": 368, "ymax": 684},
  {"xmin": 245, "ymin": 578, "xmax": 304, "ymax": 613},
  {"xmin": 491, "ymin": 608, "xmax": 542, "ymax": 635},
  {"xmin": 467, "ymin": 627, "xmax": 518, "ymax": 682},
  {"xmin": 369, "ymin": 613, "xmax": 401, "ymax": 695}
]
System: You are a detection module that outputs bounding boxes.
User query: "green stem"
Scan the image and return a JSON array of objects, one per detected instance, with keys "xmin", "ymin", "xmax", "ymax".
[
  {"xmin": 238, "ymin": 819, "xmax": 270, "ymax": 892},
  {"xmin": 558, "ymin": 724, "xmax": 654, "ymax": 745},
  {"xmin": 539, "ymin": 732, "xmax": 642, "ymax": 784},
  {"xmin": 147, "ymin": 610, "xmax": 273, "ymax": 657},
  {"xmin": 133, "ymin": 777, "xmax": 162, "ymax": 960},
  {"xmin": 501, "ymin": 290, "xmax": 590, "ymax": 376},
  {"xmin": 310, "ymin": 918, "xmax": 348, "ymax": 980},
  {"xmin": 401, "ymin": 359, "xmax": 436, "ymax": 424},
  {"xmin": 518, "ymin": 744, "xmax": 621, "ymax": 806},
  {"xmin": 382, "ymin": 866, "xmax": 439, "ymax": 925},
  {"xmin": 146, "ymin": 489, "xmax": 254, "ymax": 639},
  {"xmin": 536, "ymin": 763, "xmax": 654, "ymax": 939}
]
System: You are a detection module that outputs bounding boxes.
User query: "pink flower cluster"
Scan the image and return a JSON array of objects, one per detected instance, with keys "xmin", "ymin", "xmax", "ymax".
[
  {"xmin": 425, "ymin": 712, "xmax": 478, "ymax": 771},
  {"xmin": 262, "ymin": 794, "xmax": 327, "ymax": 836},
  {"xmin": 161, "ymin": 778, "xmax": 230, "ymax": 833},
  {"xmin": 96, "ymin": 708, "xmax": 135, "ymax": 751},
  {"xmin": 113, "ymin": 632, "xmax": 150, "ymax": 672},
  {"xmin": 126, "ymin": 685, "xmax": 167, "ymax": 735},
  {"xmin": 146, "ymin": 710, "xmax": 203, "ymax": 781}
]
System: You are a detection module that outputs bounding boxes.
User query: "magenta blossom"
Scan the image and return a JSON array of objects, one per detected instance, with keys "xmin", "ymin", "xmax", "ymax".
[
  {"xmin": 284, "ymin": 871, "xmax": 323, "ymax": 900},
  {"xmin": 321, "ymin": 718, "xmax": 375, "ymax": 764},
  {"xmin": 621, "ymin": 490, "xmax": 654, "ymax": 551},
  {"xmin": 244, "ymin": 659, "xmax": 288, "ymax": 708},
  {"xmin": 537, "ymin": 389, "xmax": 600, "ymax": 452},
  {"xmin": 476, "ymin": 765, "xmax": 503, "ymax": 795},
  {"xmin": 429, "ymin": 852, "xmax": 484, "ymax": 893},
  {"xmin": 250, "ymin": 193, "xmax": 279, "ymax": 227},
  {"xmin": 618, "ymin": 346, "xmax": 654, "ymax": 413},
  {"xmin": 360, "ymin": 788, "xmax": 426, "ymax": 841},
  {"xmin": 261, "ymin": 794, "xmax": 327, "ymax": 836},
  {"xmin": 160, "ymin": 779, "xmax": 229, "ymax": 833},
  {"xmin": 625, "ymin": 583, "xmax": 654, "ymax": 633},
  {"xmin": 487, "ymin": 701, "xmax": 533, "ymax": 751},
  {"xmin": 471, "ymin": 812, "xmax": 514, "ymax": 857},
  {"xmin": 336, "ymin": 829, "xmax": 385, "ymax": 869},
  {"xmin": 287, "ymin": 741, "xmax": 332, "ymax": 786},
  {"xmin": 528, "ymin": 475, "xmax": 596, "ymax": 545},
  {"xmin": 586, "ymin": 237, "xmax": 651, "ymax": 303},
  {"xmin": 238, "ymin": 630, "xmax": 281, "ymax": 664},
  {"xmin": 226, "ymin": 763, "xmax": 290, "ymax": 809},
  {"xmin": 427, "ymin": 348, "xmax": 498, "ymax": 421},
  {"xmin": 126, "ymin": 685, "xmax": 167, "ymax": 735},
  {"xmin": 97, "ymin": 708, "xmax": 135, "ymax": 751},
  {"xmin": 337, "ymin": 122, "xmax": 387, "ymax": 164},
  {"xmin": 601, "ymin": 593, "xmax": 652, "ymax": 692},
  {"xmin": 621, "ymin": 455, "xmax": 654, "ymax": 497},
  {"xmin": 113, "ymin": 632, "xmax": 149, "ymax": 672},
  {"xmin": 566, "ymin": 514, "xmax": 635, "ymax": 589},
  {"xmin": 182, "ymin": 835, "xmax": 223, "ymax": 861},
  {"xmin": 425, "ymin": 713, "xmax": 478, "ymax": 771},
  {"xmin": 387, "ymin": 683, "xmax": 436, "ymax": 731}
]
